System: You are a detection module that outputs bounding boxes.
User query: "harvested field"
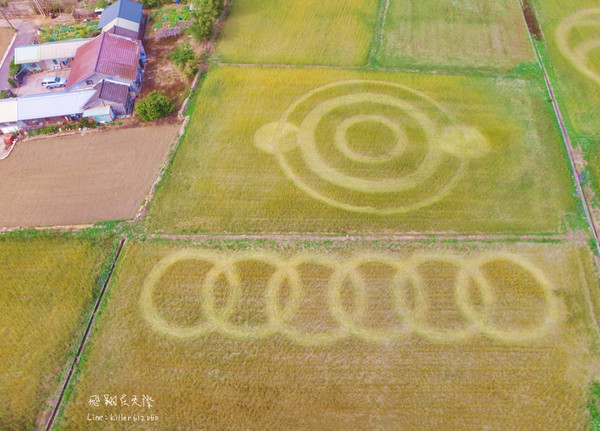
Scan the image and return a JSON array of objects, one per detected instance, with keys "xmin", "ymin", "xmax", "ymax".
[
  {"xmin": 374, "ymin": 0, "xmax": 533, "ymax": 71},
  {"xmin": 0, "ymin": 233, "xmax": 114, "ymax": 431},
  {"xmin": 0, "ymin": 124, "xmax": 179, "ymax": 228},
  {"xmin": 145, "ymin": 66, "xmax": 578, "ymax": 234},
  {"xmin": 531, "ymin": 0, "xmax": 600, "ymax": 135},
  {"xmin": 55, "ymin": 240, "xmax": 600, "ymax": 430},
  {"xmin": 215, "ymin": 0, "xmax": 379, "ymax": 66}
]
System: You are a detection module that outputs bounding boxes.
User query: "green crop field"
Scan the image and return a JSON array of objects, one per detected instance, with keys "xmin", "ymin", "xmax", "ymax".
[
  {"xmin": 215, "ymin": 0, "xmax": 379, "ymax": 66},
  {"xmin": 373, "ymin": 0, "xmax": 533, "ymax": 71},
  {"xmin": 0, "ymin": 234, "xmax": 114, "ymax": 431},
  {"xmin": 55, "ymin": 240, "xmax": 600, "ymax": 430},
  {"xmin": 145, "ymin": 66, "xmax": 578, "ymax": 234},
  {"xmin": 531, "ymin": 0, "xmax": 600, "ymax": 136}
]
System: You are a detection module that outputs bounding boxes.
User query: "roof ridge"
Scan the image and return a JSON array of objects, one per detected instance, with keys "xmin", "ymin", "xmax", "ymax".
[{"xmin": 94, "ymin": 32, "xmax": 106, "ymax": 73}]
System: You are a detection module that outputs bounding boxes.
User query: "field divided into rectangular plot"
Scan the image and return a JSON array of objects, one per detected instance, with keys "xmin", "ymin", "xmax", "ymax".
[
  {"xmin": 0, "ymin": 234, "xmax": 115, "ymax": 431},
  {"xmin": 373, "ymin": 0, "xmax": 533, "ymax": 71},
  {"xmin": 215, "ymin": 0, "xmax": 379, "ymax": 66},
  {"xmin": 146, "ymin": 66, "xmax": 579, "ymax": 235},
  {"xmin": 531, "ymin": 0, "xmax": 600, "ymax": 137},
  {"xmin": 54, "ymin": 240, "xmax": 600, "ymax": 430}
]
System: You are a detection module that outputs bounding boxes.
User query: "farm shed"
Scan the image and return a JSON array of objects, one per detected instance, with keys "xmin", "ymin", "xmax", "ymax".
[
  {"xmin": 16, "ymin": 90, "xmax": 96, "ymax": 122},
  {"xmin": 14, "ymin": 39, "xmax": 92, "ymax": 72},
  {"xmin": 83, "ymin": 105, "xmax": 114, "ymax": 123},
  {"xmin": 66, "ymin": 32, "xmax": 145, "ymax": 92},
  {"xmin": 0, "ymin": 99, "xmax": 21, "ymax": 133},
  {"xmin": 98, "ymin": 0, "xmax": 144, "ymax": 40}
]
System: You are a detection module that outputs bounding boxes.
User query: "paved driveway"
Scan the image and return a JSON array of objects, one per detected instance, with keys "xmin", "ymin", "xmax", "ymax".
[
  {"xmin": 15, "ymin": 69, "xmax": 70, "ymax": 96},
  {"xmin": 0, "ymin": 19, "xmax": 39, "ymax": 91}
]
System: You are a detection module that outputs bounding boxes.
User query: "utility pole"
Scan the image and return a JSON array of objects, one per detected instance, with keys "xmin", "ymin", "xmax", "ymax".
[{"xmin": 0, "ymin": 8, "xmax": 15, "ymax": 31}]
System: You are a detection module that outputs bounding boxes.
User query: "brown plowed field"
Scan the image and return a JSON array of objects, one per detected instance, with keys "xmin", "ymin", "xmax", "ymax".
[{"xmin": 0, "ymin": 124, "xmax": 178, "ymax": 228}]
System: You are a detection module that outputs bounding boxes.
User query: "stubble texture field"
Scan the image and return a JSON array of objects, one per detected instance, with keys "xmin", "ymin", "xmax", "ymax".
[
  {"xmin": 55, "ymin": 240, "xmax": 600, "ymax": 430},
  {"xmin": 0, "ymin": 234, "xmax": 113, "ymax": 431},
  {"xmin": 215, "ymin": 0, "xmax": 378, "ymax": 66},
  {"xmin": 374, "ymin": 0, "xmax": 533, "ymax": 71},
  {"xmin": 146, "ymin": 66, "xmax": 577, "ymax": 234},
  {"xmin": 531, "ymin": 0, "xmax": 600, "ymax": 136}
]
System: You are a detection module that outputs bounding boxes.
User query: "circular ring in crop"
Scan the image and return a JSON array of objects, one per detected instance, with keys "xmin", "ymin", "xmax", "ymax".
[
  {"xmin": 254, "ymin": 80, "xmax": 489, "ymax": 214},
  {"xmin": 140, "ymin": 250, "xmax": 560, "ymax": 345},
  {"xmin": 556, "ymin": 9, "xmax": 600, "ymax": 86}
]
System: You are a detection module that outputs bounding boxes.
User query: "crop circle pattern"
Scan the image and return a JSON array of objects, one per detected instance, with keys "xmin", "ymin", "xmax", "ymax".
[
  {"xmin": 254, "ymin": 80, "xmax": 489, "ymax": 214},
  {"xmin": 140, "ymin": 250, "xmax": 560, "ymax": 346},
  {"xmin": 556, "ymin": 9, "xmax": 600, "ymax": 85}
]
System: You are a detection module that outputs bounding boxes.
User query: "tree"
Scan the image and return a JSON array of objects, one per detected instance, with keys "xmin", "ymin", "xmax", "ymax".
[
  {"xmin": 187, "ymin": 0, "xmax": 225, "ymax": 42},
  {"xmin": 135, "ymin": 91, "xmax": 174, "ymax": 122},
  {"xmin": 9, "ymin": 57, "xmax": 19, "ymax": 77}
]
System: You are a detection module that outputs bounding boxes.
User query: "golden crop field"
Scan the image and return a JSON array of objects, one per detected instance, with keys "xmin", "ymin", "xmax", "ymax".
[
  {"xmin": 145, "ymin": 65, "xmax": 578, "ymax": 234},
  {"xmin": 374, "ymin": 0, "xmax": 533, "ymax": 71},
  {"xmin": 531, "ymin": 0, "xmax": 600, "ymax": 136},
  {"xmin": 215, "ymin": 0, "xmax": 378, "ymax": 66},
  {"xmin": 0, "ymin": 234, "xmax": 114, "ymax": 431},
  {"xmin": 55, "ymin": 240, "xmax": 600, "ymax": 430}
]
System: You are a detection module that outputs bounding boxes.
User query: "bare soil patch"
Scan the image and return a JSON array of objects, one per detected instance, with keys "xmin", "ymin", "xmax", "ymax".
[
  {"xmin": 142, "ymin": 35, "xmax": 191, "ymax": 106},
  {"xmin": 0, "ymin": 124, "xmax": 179, "ymax": 228},
  {"xmin": 0, "ymin": 26, "xmax": 15, "ymax": 59}
]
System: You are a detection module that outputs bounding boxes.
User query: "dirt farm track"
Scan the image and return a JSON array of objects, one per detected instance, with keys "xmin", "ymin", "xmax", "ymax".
[{"xmin": 0, "ymin": 124, "xmax": 179, "ymax": 228}]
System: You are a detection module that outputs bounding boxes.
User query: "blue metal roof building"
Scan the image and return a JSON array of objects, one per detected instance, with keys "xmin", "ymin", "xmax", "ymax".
[{"xmin": 98, "ymin": 0, "xmax": 144, "ymax": 39}]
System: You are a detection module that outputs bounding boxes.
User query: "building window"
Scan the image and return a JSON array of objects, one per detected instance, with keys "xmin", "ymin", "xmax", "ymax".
[{"xmin": 86, "ymin": 80, "xmax": 93, "ymax": 85}]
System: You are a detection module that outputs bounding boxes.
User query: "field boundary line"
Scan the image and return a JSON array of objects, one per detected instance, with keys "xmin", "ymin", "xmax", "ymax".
[
  {"xmin": 44, "ymin": 236, "xmax": 127, "ymax": 431},
  {"xmin": 215, "ymin": 61, "xmax": 523, "ymax": 78},
  {"xmin": 366, "ymin": 0, "xmax": 390, "ymax": 66},
  {"xmin": 516, "ymin": 0, "xmax": 600, "ymax": 257},
  {"xmin": 147, "ymin": 232, "xmax": 579, "ymax": 243}
]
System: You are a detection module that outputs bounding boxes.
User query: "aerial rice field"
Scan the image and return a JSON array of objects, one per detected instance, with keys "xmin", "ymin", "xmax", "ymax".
[
  {"xmin": 145, "ymin": 66, "xmax": 578, "ymax": 234},
  {"xmin": 215, "ymin": 0, "xmax": 379, "ymax": 66},
  {"xmin": 373, "ymin": 0, "xmax": 533, "ymax": 71},
  {"xmin": 531, "ymin": 0, "xmax": 600, "ymax": 136},
  {"xmin": 55, "ymin": 240, "xmax": 600, "ymax": 430},
  {"xmin": 0, "ymin": 234, "xmax": 115, "ymax": 431}
]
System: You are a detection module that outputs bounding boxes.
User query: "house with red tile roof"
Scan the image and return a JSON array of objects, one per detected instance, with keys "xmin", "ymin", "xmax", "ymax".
[{"xmin": 66, "ymin": 32, "xmax": 144, "ymax": 93}]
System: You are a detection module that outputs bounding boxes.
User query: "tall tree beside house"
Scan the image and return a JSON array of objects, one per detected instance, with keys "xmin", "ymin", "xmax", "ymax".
[
  {"xmin": 135, "ymin": 91, "xmax": 174, "ymax": 122},
  {"xmin": 187, "ymin": 0, "xmax": 224, "ymax": 42}
]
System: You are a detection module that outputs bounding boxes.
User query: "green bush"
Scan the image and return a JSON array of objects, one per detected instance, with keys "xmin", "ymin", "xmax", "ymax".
[
  {"xmin": 0, "ymin": 90, "xmax": 8, "ymax": 100},
  {"xmin": 170, "ymin": 41, "xmax": 200, "ymax": 77},
  {"xmin": 170, "ymin": 41, "xmax": 195, "ymax": 68},
  {"xmin": 135, "ymin": 91, "xmax": 174, "ymax": 122},
  {"xmin": 140, "ymin": 0, "xmax": 161, "ymax": 9},
  {"xmin": 9, "ymin": 58, "xmax": 19, "ymax": 77},
  {"xmin": 7, "ymin": 78, "xmax": 16, "ymax": 88}
]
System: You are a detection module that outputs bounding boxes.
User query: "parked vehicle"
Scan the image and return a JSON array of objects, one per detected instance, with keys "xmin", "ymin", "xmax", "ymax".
[{"xmin": 41, "ymin": 77, "xmax": 67, "ymax": 89}]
